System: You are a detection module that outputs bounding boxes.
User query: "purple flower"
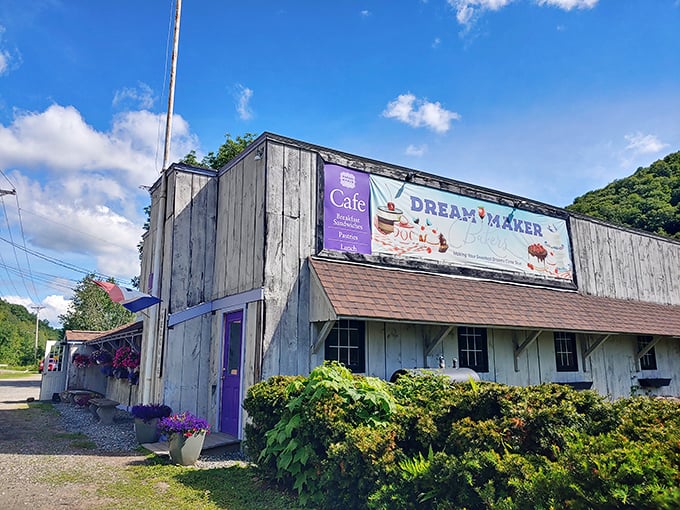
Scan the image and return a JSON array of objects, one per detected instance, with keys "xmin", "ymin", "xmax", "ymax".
[
  {"xmin": 131, "ymin": 403, "xmax": 172, "ymax": 423},
  {"xmin": 158, "ymin": 411, "xmax": 210, "ymax": 438}
]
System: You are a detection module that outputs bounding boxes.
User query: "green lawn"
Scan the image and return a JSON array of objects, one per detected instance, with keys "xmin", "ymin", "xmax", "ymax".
[
  {"xmin": 0, "ymin": 369, "xmax": 39, "ymax": 379},
  {"xmin": 100, "ymin": 456, "xmax": 302, "ymax": 510}
]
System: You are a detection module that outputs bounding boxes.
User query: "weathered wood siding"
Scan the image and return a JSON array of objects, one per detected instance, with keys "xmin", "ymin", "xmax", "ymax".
[
  {"xmin": 571, "ymin": 216, "xmax": 680, "ymax": 305},
  {"xmin": 213, "ymin": 150, "xmax": 266, "ymax": 297},
  {"xmin": 157, "ymin": 169, "xmax": 216, "ymax": 417},
  {"xmin": 363, "ymin": 322, "xmax": 680, "ymax": 398},
  {"xmin": 262, "ymin": 141, "xmax": 318, "ymax": 378}
]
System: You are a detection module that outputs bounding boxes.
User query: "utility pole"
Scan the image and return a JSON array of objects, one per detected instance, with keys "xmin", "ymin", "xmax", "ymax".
[
  {"xmin": 31, "ymin": 305, "xmax": 45, "ymax": 363},
  {"xmin": 143, "ymin": 0, "xmax": 181, "ymax": 403}
]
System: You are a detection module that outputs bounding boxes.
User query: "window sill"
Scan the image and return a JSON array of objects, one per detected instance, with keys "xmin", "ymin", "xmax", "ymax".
[
  {"xmin": 638, "ymin": 378, "xmax": 671, "ymax": 388},
  {"xmin": 556, "ymin": 381, "xmax": 593, "ymax": 390}
]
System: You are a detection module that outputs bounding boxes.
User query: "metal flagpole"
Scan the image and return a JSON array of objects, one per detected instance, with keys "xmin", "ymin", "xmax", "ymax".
[{"xmin": 143, "ymin": 0, "xmax": 182, "ymax": 404}]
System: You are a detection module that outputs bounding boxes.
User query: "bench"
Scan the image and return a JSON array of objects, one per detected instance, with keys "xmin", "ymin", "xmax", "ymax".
[
  {"xmin": 88, "ymin": 398, "xmax": 120, "ymax": 425},
  {"xmin": 60, "ymin": 389, "xmax": 103, "ymax": 404}
]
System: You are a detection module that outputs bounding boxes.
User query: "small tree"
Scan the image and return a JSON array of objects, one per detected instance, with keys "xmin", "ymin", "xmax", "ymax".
[
  {"xmin": 180, "ymin": 132, "xmax": 258, "ymax": 170},
  {"xmin": 59, "ymin": 274, "xmax": 135, "ymax": 332}
]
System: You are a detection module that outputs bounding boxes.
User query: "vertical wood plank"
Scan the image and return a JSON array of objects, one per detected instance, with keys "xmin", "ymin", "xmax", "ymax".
[{"xmin": 262, "ymin": 142, "xmax": 285, "ymax": 379}]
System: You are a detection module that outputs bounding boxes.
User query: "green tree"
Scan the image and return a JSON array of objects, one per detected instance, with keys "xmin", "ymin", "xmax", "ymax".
[
  {"xmin": 180, "ymin": 132, "xmax": 258, "ymax": 170},
  {"xmin": 0, "ymin": 299, "xmax": 59, "ymax": 365},
  {"xmin": 567, "ymin": 151, "xmax": 680, "ymax": 239},
  {"xmin": 59, "ymin": 274, "xmax": 135, "ymax": 332}
]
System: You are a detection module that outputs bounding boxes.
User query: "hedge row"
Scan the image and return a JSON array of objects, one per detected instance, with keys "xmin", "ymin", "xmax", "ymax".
[{"xmin": 243, "ymin": 362, "xmax": 680, "ymax": 509}]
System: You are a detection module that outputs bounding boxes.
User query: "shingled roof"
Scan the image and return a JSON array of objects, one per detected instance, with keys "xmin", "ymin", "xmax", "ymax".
[{"xmin": 309, "ymin": 257, "xmax": 680, "ymax": 337}]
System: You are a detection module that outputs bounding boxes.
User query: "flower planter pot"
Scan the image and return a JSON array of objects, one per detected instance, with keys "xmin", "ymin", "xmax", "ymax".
[
  {"xmin": 134, "ymin": 418, "xmax": 160, "ymax": 444},
  {"xmin": 168, "ymin": 432, "xmax": 206, "ymax": 466},
  {"xmin": 638, "ymin": 377, "xmax": 672, "ymax": 388}
]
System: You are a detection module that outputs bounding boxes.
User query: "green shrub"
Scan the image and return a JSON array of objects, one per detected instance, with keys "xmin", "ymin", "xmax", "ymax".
[
  {"xmin": 247, "ymin": 368, "xmax": 680, "ymax": 510},
  {"xmin": 242, "ymin": 375, "xmax": 303, "ymax": 466},
  {"xmin": 259, "ymin": 362, "xmax": 396, "ymax": 507}
]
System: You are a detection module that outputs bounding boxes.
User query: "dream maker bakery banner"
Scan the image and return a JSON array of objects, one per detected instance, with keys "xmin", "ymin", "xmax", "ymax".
[{"xmin": 323, "ymin": 164, "xmax": 573, "ymax": 281}]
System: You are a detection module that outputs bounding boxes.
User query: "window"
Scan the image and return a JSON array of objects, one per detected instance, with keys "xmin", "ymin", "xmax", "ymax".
[
  {"xmin": 325, "ymin": 320, "xmax": 366, "ymax": 373},
  {"xmin": 457, "ymin": 327, "xmax": 489, "ymax": 373},
  {"xmin": 554, "ymin": 332, "xmax": 578, "ymax": 372},
  {"xmin": 637, "ymin": 335, "xmax": 657, "ymax": 370}
]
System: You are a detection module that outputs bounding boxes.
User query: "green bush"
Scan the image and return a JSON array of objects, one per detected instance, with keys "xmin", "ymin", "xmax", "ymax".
[
  {"xmin": 257, "ymin": 362, "xmax": 396, "ymax": 507},
  {"xmin": 246, "ymin": 367, "xmax": 680, "ymax": 510},
  {"xmin": 242, "ymin": 374, "xmax": 303, "ymax": 467}
]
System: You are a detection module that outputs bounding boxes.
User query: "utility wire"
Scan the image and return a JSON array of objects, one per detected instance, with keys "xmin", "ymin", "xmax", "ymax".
[
  {"xmin": 0, "ymin": 235, "xmax": 136, "ymax": 287},
  {"xmin": 13, "ymin": 193, "xmax": 40, "ymax": 300},
  {"xmin": 155, "ymin": 0, "xmax": 176, "ymax": 173},
  {"xmin": 0, "ymin": 197, "xmax": 38, "ymax": 302}
]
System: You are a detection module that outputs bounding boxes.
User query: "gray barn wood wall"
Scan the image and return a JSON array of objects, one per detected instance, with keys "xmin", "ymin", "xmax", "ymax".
[
  {"xmin": 261, "ymin": 141, "xmax": 318, "ymax": 379},
  {"xmin": 570, "ymin": 216, "xmax": 680, "ymax": 306},
  {"xmin": 213, "ymin": 149, "xmax": 266, "ymax": 297},
  {"xmin": 152, "ymin": 169, "xmax": 217, "ymax": 417}
]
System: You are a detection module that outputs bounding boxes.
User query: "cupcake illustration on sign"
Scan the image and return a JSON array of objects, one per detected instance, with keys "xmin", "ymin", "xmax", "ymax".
[
  {"xmin": 376, "ymin": 201, "xmax": 403, "ymax": 234},
  {"xmin": 527, "ymin": 242, "xmax": 548, "ymax": 271}
]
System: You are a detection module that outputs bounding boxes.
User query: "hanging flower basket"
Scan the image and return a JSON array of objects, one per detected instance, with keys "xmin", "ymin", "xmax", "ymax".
[
  {"xmin": 112, "ymin": 346, "xmax": 140, "ymax": 370},
  {"xmin": 90, "ymin": 349, "xmax": 112, "ymax": 365},
  {"xmin": 72, "ymin": 354, "xmax": 92, "ymax": 368}
]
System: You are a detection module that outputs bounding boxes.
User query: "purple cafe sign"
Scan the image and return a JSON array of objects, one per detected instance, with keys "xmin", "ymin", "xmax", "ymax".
[{"xmin": 323, "ymin": 164, "xmax": 372, "ymax": 254}]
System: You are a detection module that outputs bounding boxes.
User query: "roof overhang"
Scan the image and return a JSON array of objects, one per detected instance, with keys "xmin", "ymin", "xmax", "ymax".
[{"xmin": 309, "ymin": 257, "xmax": 680, "ymax": 337}]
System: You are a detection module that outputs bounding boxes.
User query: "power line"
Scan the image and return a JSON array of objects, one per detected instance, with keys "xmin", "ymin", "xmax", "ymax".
[
  {"xmin": 0, "ymin": 196, "xmax": 39, "ymax": 302},
  {"xmin": 13, "ymin": 193, "xmax": 40, "ymax": 300},
  {"xmin": 0, "ymin": 235, "xmax": 136, "ymax": 288}
]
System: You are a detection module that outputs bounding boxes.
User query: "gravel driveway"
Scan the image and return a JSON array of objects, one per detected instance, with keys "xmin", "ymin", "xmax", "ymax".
[
  {"xmin": 0, "ymin": 373, "xmax": 249, "ymax": 509},
  {"xmin": 0, "ymin": 373, "xmax": 143, "ymax": 509}
]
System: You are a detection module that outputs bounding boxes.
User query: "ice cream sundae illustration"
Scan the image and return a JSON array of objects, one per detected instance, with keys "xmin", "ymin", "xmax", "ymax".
[{"xmin": 376, "ymin": 201, "xmax": 403, "ymax": 234}]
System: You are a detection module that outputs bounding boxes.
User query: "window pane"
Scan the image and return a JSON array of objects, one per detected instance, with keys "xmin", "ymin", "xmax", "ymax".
[
  {"xmin": 554, "ymin": 332, "xmax": 578, "ymax": 372},
  {"xmin": 457, "ymin": 327, "xmax": 488, "ymax": 373},
  {"xmin": 637, "ymin": 336, "xmax": 657, "ymax": 371},
  {"xmin": 324, "ymin": 320, "xmax": 366, "ymax": 373}
]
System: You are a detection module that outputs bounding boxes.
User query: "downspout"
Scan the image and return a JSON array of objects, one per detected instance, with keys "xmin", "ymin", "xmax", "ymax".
[{"xmin": 142, "ymin": 0, "xmax": 182, "ymax": 403}]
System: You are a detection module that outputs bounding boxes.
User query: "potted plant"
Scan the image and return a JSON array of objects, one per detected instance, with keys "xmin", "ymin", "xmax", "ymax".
[
  {"xmin": 90, "ymin": 349, "xmax": 112, "ymax": 365},
  {"xmin": 158, "ymin": 411, "xmax": 210, "ymax": 466},
  {"xmin": 130, "ymin": 403, "xmax": 172, "ymax": 444}
]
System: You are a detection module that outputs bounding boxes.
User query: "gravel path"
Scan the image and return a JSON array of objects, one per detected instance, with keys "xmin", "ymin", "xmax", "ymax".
[{"xmin": 0, "ymin": 375, "xmax": 249, "ymax": 509}]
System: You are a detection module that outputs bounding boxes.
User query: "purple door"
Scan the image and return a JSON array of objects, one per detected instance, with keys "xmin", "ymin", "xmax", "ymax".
[{"xmin": 220, "ymin": 310, "xmax": 243, "ymax": 436}]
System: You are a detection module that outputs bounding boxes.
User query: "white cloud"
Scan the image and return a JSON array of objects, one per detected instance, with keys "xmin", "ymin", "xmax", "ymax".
[
  {"xmin": 0, "ymin": 50, "xmax": 9, "ymax": 75},
  {"xmin": 0, "ymin": 104, "xmax": 200, "ymax": 294},
  {"xmin": 383, "ymin": 93, "xmax": 460, "ymax": 133},
  {"xmin": 432, "ymin": 37, "xmax": 442, "ymax": 48},
  {"xmin": 2, "ymin": 294, "xmax": 69, "ymax": 328},
  {"xmin": 360, "ymin": 10, "xmax": 371, "ymax": 17},
  {"xmin": 535, "ymin": 0, "xmax": 597, "ymax": 9},
  {"xmin": 448, "ymin": 0, "xmax": 598, "ymax": 27},
  {"xmin": 624, "ymin": 132, "xmax": 668, "ymax": 155},
  {"xmin": 406, "ymin": 144, "xmax": 428, "ymax": 156},
  {"xmin": 0, "ymin": 104, "xmax": 198, "ymax": 187},
  {"xmin": 112, "ymin": 82, "xmax": 155, "ymax": 110},
  {"xmin": 235, "ymin": 84, "xmax": 254, "ymax": 120}
]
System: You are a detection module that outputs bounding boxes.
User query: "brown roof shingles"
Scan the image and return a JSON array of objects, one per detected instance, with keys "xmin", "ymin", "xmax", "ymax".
[{"xmin": 309, "ymin": 257, "xmax": 680, "ymax": 336}]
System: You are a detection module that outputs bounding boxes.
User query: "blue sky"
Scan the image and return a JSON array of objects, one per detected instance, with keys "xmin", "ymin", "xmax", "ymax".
[{"xmin": 0, "ymin": 0, "xmax": 678, "ymax": 326}]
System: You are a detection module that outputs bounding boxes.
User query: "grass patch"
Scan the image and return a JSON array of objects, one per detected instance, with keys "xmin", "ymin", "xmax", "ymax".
[
  {"xmin": 54, "ymin": 432, "xmax": 97, "ymax": 449},
  {"xmin": 99, "ymin": 458, "xmax": 301, "ymax": 510},
  {"xmin": 29, "ymin": 401, "xmax": 59, "ymax": 414},
  {"xmin": 0, "ymin": 370, "xmax": 38, "ymax": 379}
]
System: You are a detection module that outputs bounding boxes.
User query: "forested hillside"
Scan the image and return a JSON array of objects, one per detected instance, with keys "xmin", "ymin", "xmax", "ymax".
[
  {"xmin": 567, "ymin": 151, "xmax": 680, "ymax": 239},
  {"xmin": 0, "ymin": 299, "xmax": 60, "ymax": 366}
]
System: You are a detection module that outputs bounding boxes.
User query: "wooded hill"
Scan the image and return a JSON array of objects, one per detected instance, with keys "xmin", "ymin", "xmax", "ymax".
[
  {"xmin": 0, "ymin": 299, "xmax": 60, "ymax": 366},
  {"xmin": 567, "ymin": 151, "xmax": 680, "ymax": 239}
]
